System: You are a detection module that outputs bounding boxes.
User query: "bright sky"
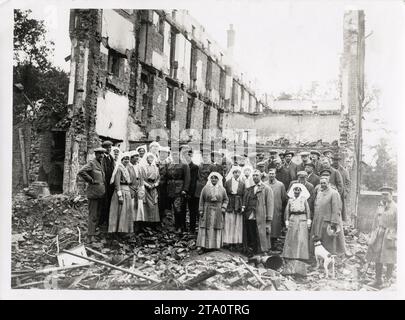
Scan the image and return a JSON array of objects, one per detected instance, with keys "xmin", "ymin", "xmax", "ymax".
[{"xmin": 28, "ymin": 0, "xmax": 404, "ymax": 164}]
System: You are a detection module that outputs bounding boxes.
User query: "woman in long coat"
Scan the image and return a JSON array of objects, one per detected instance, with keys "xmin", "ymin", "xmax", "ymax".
[
  {"xmin": 137, "ymin": 153, "xmax": 160, "ymax": 226},
  {"xmin": 127, "ymin": 150, "xmax": 144, "ymax": 229},
  {"xmin": 282, "ymin": 183, "xmax": 311, "ymax": 276},
  {"xmin": 223, "ymin": 166, "xmax": 245, "ymax": 250},
  {"xmin": 197, "ymin": 172, "xmax": 229, "ymax": 251},
  {"xmin": 108, "ymin": 152, "xmax": 134, "ymax": 235}
]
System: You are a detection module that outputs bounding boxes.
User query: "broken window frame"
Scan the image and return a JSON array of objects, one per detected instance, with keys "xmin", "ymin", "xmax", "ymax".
[{"xmin": 107, "ymin": 48, "xmax": 125, "ymax": 78}]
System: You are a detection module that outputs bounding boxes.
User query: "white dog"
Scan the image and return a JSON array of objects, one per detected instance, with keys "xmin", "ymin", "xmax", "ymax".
[{"xmin": 314, "ymin": 240, "xmax": 336, "ymax": 279}]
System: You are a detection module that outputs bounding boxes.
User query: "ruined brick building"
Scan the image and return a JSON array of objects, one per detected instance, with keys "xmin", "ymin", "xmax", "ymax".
[{"xmin": 13, "ymin": 9, "xmax": 365, "ymax": 222}]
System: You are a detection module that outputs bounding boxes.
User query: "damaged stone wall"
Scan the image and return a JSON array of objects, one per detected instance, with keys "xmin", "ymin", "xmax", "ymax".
[
  {"xmin": 339, "ymin": 10, "xmax": 365, "ymax": 223},
  {"xmin": 61, "ymin": 9, "xmax": 359, "ymax": 199},
  {"xmin": 223, "ymin": 110, "xmax": 341, "ymax": 146},
  {"xmin": 63, "ymin": 9, "xmax": 103, "ymax": 194}
]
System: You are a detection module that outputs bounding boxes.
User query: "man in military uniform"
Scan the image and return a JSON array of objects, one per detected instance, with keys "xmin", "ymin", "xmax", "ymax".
[
  {"xmin": 331, "ymin": 154, "xmax": 351, "ymax": 222},
  {"xmin": 265, "ymin": 150, "xmax": 278, "ymax": 172},
  {"xmin": 166, "ymin": 147, "xmax": 191, "ymax": 233},
  {"xmin": 366, "ymin": 186, "xmax": 397, "ymax": 289},
  {"xmin": 318, "ymin": 157, "xmax": 344, "ymax": 198},
  {"xmin": 305, "ymin": 162, "xmax": 320, "ymax": 188}
]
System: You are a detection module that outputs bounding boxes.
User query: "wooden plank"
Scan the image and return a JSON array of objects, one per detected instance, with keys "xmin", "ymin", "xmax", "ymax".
[
  {"xmin": 18, "ymin": 128, "xmax": 28, "ymax": 186},
  {"xmin": 61, "ymin": 250, "xmax": 160, "ymax": 283}
]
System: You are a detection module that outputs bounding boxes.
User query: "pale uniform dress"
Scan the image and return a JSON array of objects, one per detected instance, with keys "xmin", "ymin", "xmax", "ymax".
[
  {"xmin": 137, "ymin": 153, "xmax": 160, "ymax": 222},
  {"xmin": 108, "ymin": 152, "xmax": 135, "ymax": 233},
  {"xmin": 196, "ymin": 172, "xmax": 229, "ymax": 249},
  {"xmin": 127, "ymin": 150, "xmax": 144, "ymax": 221},
  {"xmin": 223, "ymin": 166, "xmax": 245, "ymax": 245},
  {"xmin": 282, "ymin": 183, "xmax": 311, "ymax": 276}
]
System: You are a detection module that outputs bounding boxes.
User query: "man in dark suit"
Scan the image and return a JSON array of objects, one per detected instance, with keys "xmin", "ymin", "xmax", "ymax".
[
  {"xmin": 185, "ymin": 148, "xmax": 199, "ymax": 234},
  {"xmin": 319, "ymin": 157, "xmax": 344, "ymax": 198},
  {"xmin": 274, "ymin": 158, "xmax": 291, "ymax": 191},
  {"xmin": 310, "ymin": 150, "xmax": 322, "ymax": 175},
  {"xmin": 283, "ymin": 150, "xmax": 298, "ymax": 181},
  {"xmin": 305, "ymin": 162, "xmax": 320, "ymax": 188},
  {"xmin": 297, "ymin": 151, "xmax": 312, "ymax": 172},
  {"xmin": 100, "ymin": 140, "xmax": 115, "ymax": 227},
  {"xmin": 265, "ymin": 150, "xmax": 279, "ymax": 172}
]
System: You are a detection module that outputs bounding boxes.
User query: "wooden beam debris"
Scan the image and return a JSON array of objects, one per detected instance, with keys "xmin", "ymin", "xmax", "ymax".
[
  {"xmin": 11, "ymin": 263, "xmax": 93, "ymax": 278},
  {"xmin": 61, "ymin": 249, "xmax": 160, "ymax": 283}
]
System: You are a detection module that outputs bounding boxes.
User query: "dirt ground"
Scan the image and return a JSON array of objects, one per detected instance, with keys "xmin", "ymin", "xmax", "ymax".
[{"xmin": 11, "ymin": 193, "xmax": 396, "ymax": 291}]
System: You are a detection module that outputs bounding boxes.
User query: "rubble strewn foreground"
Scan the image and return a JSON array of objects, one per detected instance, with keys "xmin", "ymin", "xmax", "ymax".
[{"xmin": 11, "ymin": 194, "xmax": 395, "ymax": 291}]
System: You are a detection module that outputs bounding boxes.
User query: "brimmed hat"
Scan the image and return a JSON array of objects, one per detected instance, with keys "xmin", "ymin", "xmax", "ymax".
[
  {"xmin": 323, "ymin": 149, "xmax": 333, "ymax": 155},
  {"xmin": 257, "ymin": 161, "xmax": 266, "ymax": 167},
  {"xmin": 269, "ymin": 150, "xmax": 278, "ymax": 154},
  {"xmin": 319, "ymin": 168, "xmax": 332, "ymax": 176},
  {"xmin": 94, "ymin": 147, "xmax": 106, "ymax": 153},
  {"xmin": 300, "ymin": 151, "xmax": 310, "ymax": 157},
  {"xmin": 310, "ymin": 150, "xmax": 321, "ymax": 157},
  {"xmin": 101, "ymin": 140, "xmax": 113, "ymax": 147},
  {"xmin": 284, "ymin": 150, "xmax": 294, "ymax": 157},
  {"xmin": 304, "ymin": 162, "xmax": 315, "ymax": 169},
  {"xmin": 297, "ymin": 171, "xmax": 308, "ymax": 177},
  {"xmin": 331, "ymin": 154, "xmax": 343, "ymax": 160}
]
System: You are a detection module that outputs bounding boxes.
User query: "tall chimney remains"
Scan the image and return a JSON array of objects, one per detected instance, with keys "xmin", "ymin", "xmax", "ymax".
[{"xmin": 227, "ymin": 24, "xmax": 235, "ymax": 57}]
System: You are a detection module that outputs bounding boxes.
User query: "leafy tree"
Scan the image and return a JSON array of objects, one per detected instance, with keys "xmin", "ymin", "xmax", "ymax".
[
  {"xmin": 14, "ymin": 9, "xmax": 54, "ymax": 69},
  {"xmin": 362, "ymin": 138, "xmax": 397, "ymax": 191},
  {"xmin": 13, "ymin": 9, "xmax": 68, "ymax": 129}
]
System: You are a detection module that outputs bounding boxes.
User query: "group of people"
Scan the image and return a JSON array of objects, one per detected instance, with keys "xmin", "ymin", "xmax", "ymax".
[{"xmin": 77, "ymin": 141, "xmax": 396, "ymax": 284}]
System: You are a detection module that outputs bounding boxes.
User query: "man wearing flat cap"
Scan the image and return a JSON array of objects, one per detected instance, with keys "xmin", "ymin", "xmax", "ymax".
[
  {"xmin": 78, "ymin": 147, "xmax": 107, "ymax": 242},
  {"xmin": 279, "ymin": 150, "xmax": 286, "ymax": 165},
  {"xmin": 265, "ymin": 149, "xmax": 278, "ymax": 172},
  {"xmin": 101, "ymin": 140, "xmax": 115, "ymax": 227},
  {"xmin": 366, "ymin": 186, "xmax": 397, "ymax": 289},
  {"xmin": 283, "ymin": 150, "xmax": 298, "ymax": 181},
  {"xmin": 319, "ymin": 157, "xmax": 344, "ymax": 199},
  {"xmin": 257, "ymin": 161, "xmax": 269, "ymax": 183},
  {"xmin": 304, "ymin": 162, "xmax": 320, "ymax": 188},
  {"xmin": 297, "ymin": 151, "xmax": 312, "ymax": 172},
  {"xmin": 274, "ymin": 157, "xmax": 291, "ymax": 191},
  {"xmin": 310, "ymin": 150, "xmax": 322, "ymax": 175},
  {"xmin": 323, "ymin": 149, "xmax": 333, "ymax": 160},
  {"xmin": 331, "ymin": 154, "xmax": 351, "ymax": 222}
]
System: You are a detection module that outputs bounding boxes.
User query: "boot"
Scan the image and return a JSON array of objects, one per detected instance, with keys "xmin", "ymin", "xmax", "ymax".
[
  {"xmin": 370, "ymin": 263, "xmax": 383, "ymax": 288},
  {"xmin": 386, "ymin": 264, "xmax": 394, "ymax": 284}
]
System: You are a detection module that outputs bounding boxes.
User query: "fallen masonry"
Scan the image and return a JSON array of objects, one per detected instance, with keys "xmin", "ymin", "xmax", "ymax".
[{"xmin": 11, "ymin": 194, "xmax": 396, "ymax": 291}]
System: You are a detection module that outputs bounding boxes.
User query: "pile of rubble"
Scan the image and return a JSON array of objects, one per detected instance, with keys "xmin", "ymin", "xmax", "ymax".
[{"xmin": 11, "ymin": 194, "xmax": 393, "ymax": 291}]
